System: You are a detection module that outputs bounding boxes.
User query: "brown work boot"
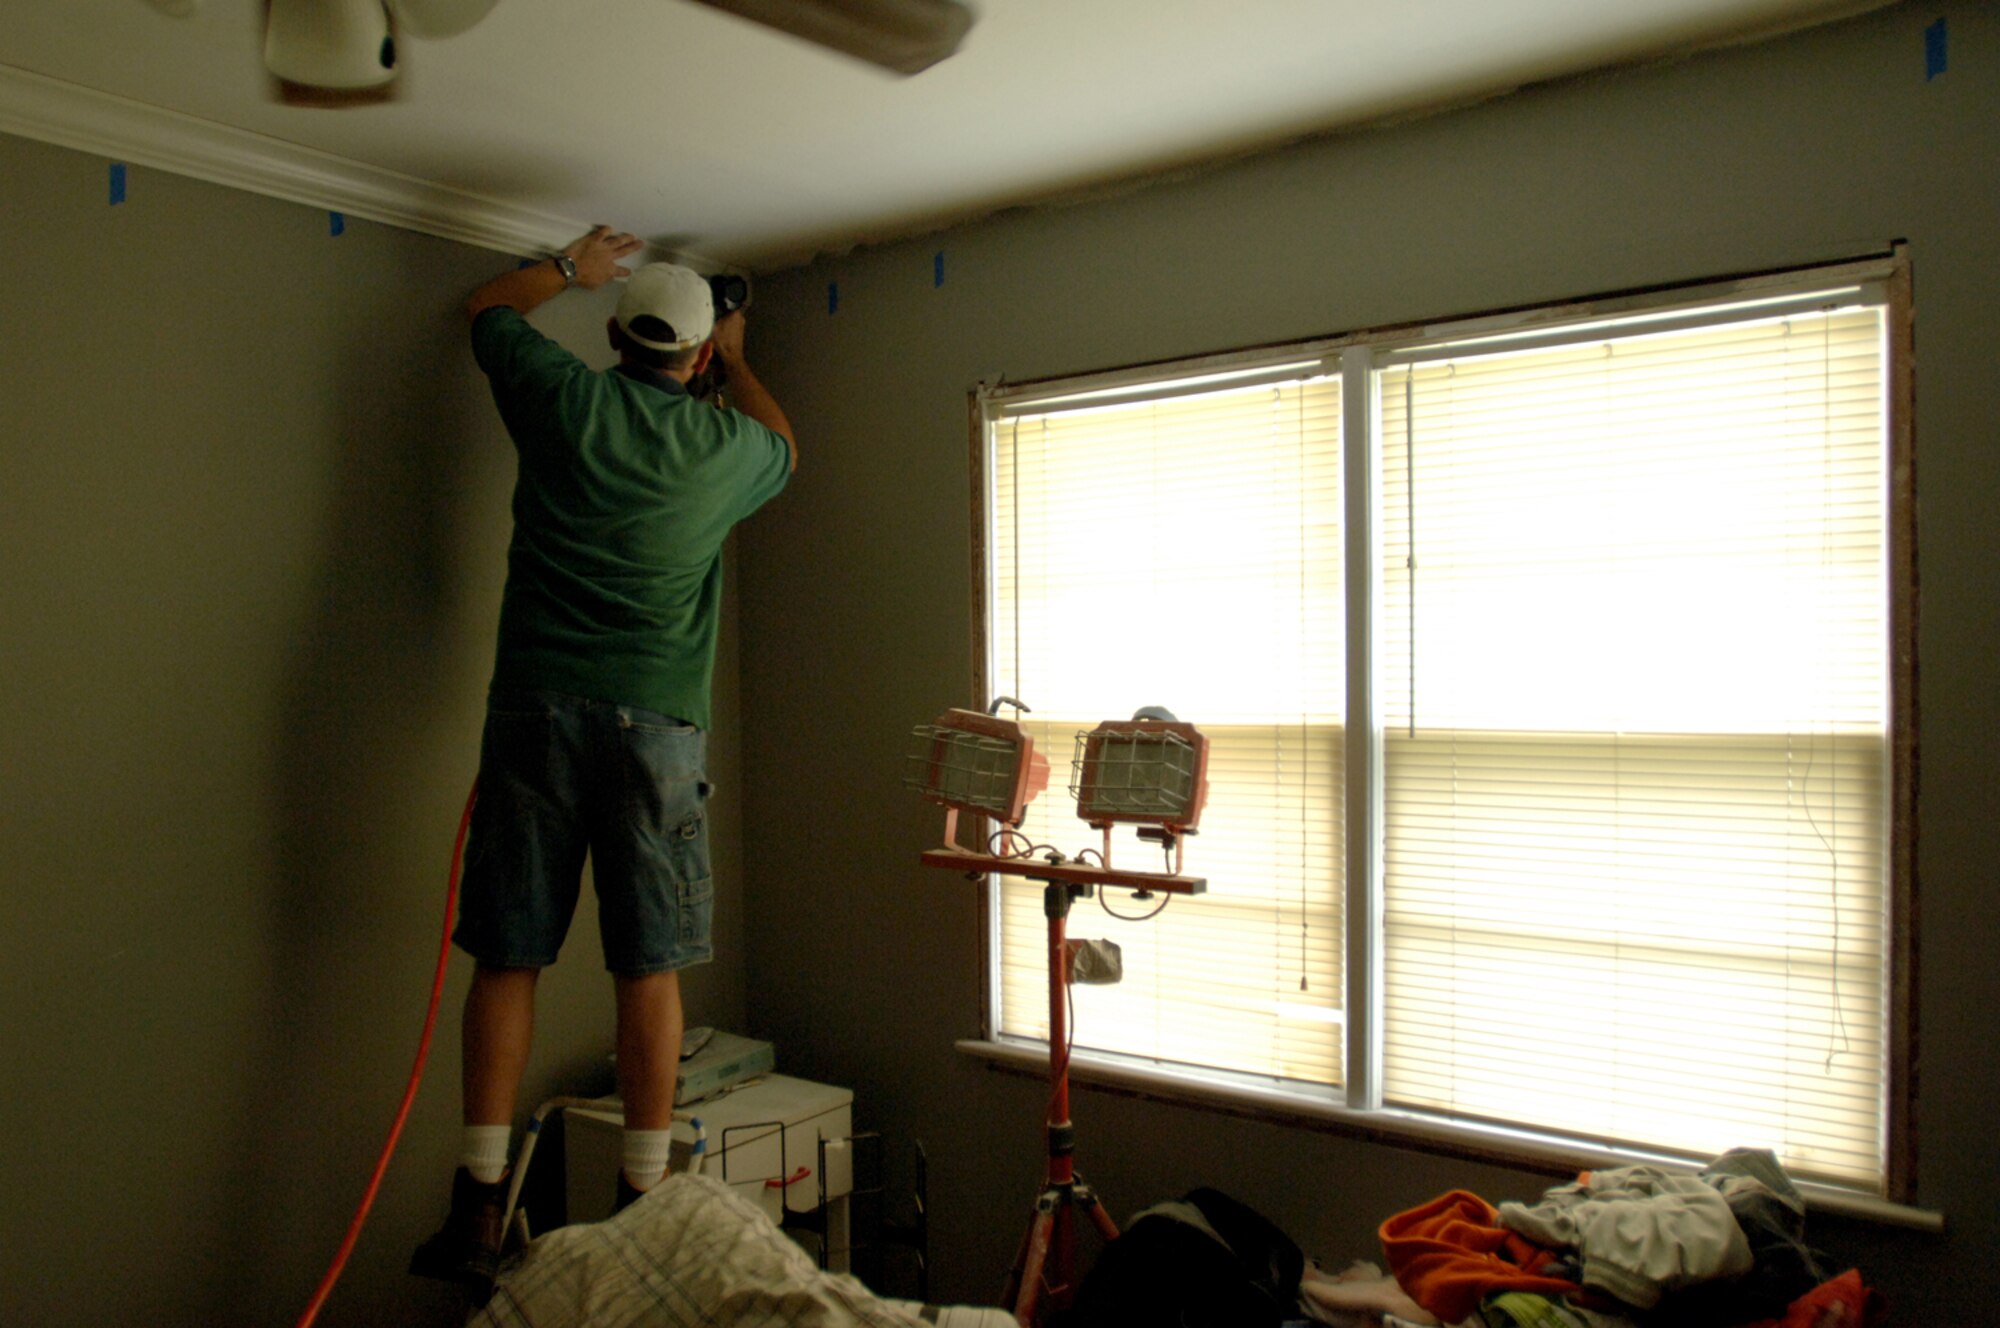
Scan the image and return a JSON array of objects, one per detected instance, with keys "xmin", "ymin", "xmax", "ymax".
[{"xmin": 409, "ymin": 1168, "xmax": 506, "ymax": 1301}]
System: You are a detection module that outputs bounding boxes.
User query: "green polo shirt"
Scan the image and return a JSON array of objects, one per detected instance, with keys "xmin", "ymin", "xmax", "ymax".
[{"xmin": 471, "ymin": 307, "xmax": 790, "ymax": 729}]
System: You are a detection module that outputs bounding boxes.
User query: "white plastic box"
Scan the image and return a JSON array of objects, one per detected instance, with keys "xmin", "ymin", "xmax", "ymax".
[{"xmin": 565, "ymin": 1074, "xmax": 855, "ymax": 1266}]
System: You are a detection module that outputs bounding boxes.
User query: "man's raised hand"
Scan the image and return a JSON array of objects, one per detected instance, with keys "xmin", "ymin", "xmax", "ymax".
[{"xmin": 566, "ymin": 225, "xmax": 646, "ymax": 289}]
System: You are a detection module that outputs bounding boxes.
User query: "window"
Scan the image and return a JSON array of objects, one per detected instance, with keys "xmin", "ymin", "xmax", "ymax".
[
  {"xmin": 989, "ymin": 368, "xmax": 1347, "ymax": 1086},
  {"xmin": 975, "ymin": 258, "xmax": 1912, "ymax": 1199}
]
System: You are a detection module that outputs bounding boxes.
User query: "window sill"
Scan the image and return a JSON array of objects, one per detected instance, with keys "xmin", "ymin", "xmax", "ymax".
[{"xmin": 956, "ymin": 1038, "xmax": 1944, "ymax": 1235}]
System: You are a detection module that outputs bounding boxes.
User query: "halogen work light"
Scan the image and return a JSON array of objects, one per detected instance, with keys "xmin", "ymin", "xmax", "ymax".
[
  {"xmin": 905, "ymin": 699, "xmax": 1050, "ymax": 835},
  {"xmin": 1070, "ymin": 709, "xmax": 1209, "ymax": 835}
]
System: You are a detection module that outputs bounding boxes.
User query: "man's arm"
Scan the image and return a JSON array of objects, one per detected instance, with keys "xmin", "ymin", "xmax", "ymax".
[
  {"xmin": 464, "ymin": 225, "xmax": 645, "ymax": 321},
  {"xmin": 708, "ymin": 310, "xmax": 797, "ymax": 473}
]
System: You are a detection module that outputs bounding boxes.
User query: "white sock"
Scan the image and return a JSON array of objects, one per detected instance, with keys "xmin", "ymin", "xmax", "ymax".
[
  {"xmin": 463, "ymin": 1124, "xmax": 512, "ymax": 1184},
  {"xmin": 622, "ymin": 1128, "xmax": 674, "ymax": 1191}
]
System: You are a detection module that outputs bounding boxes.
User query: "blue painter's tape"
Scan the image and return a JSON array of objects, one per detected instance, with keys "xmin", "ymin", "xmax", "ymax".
[
  {"xmin": 109, "ymin": 163, "xmax": 126, "ymax": 205},
  {"xmin": 829, "ymin": 281, "xmax": 839, "ymax": 315},
  {"xmin": 1925, "ymin": 18, "xmax": 1947, "ymax": 80},
  {"xmin": 329, "ymin": 211, "xmax": 345, "ymax": 237},
  {"xmin": 934, "ymin": 252, "xmax": 945, "ymax": 288}
]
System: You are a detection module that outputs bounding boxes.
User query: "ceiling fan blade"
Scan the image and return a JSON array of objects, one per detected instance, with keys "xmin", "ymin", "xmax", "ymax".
[
  {"xmin": 688, "ymin": 0, "xmax": 974, "ymax": 75},
  {"xmin": 384, "ymin": 0, "xmax": 499, "ymax": 40},
  {"xmin": 264, "ymin": 0, "xmax": 399, "ymax": 92}
]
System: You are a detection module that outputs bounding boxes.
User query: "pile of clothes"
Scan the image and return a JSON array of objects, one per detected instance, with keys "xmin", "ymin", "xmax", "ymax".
[
  {"xmin": 1056, "ymin": 1149, "xmax": 1884, "ymax": 1328},
  {"xmin": 1354, "ymin": 1148, "xmax": 1885, "ymax": 1328}
]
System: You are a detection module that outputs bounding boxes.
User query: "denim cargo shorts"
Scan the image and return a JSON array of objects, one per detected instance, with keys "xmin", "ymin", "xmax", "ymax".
[{"xmin": 453, "ymin": 688, "xmax": 713, "ymax": 977}]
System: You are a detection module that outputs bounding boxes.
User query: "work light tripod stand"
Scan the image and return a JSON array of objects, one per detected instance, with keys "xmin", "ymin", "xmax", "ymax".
[
  {"xmin": 1000, "ymin": 869, "xmax": 1113, "ymax": 1324},
  {"xmin": 920, "ymin": 847, "xmax": 1205, "ymax": 1326}
]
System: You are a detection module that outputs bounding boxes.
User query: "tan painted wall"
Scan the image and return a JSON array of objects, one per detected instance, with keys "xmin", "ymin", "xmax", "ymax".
[
  {"xmin": 739, "ymin": 1, "xmax": 1997, "ymax": 1317},
  {"xmin": 0, "ymin": 137, "xmax": 751, "ymax": 1325}
]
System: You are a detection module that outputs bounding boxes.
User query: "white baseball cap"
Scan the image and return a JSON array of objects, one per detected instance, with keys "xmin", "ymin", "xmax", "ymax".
[{"xmin": 615, "ymin": 262, "xmax": 715, "ymax": 352}]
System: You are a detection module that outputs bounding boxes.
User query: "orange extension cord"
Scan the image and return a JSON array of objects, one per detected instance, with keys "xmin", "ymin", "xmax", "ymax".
[{"xmin": 294, "ymin": 779, "xmax": 479, "ymax": 1328}]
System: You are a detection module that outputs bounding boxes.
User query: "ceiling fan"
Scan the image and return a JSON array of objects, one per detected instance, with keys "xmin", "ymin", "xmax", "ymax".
[
  {"xmin": 141, "ymin": 0, "xmax": 975, "ymax": 107},
  {"xmin": 264, "ymin": 0, "xmax": 493, "ymax": 106}
]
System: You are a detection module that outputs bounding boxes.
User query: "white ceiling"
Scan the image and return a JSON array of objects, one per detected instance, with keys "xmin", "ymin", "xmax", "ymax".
[{"xmin": 1, "ymin": 0, "xmax": 1891, "ymax": 272}]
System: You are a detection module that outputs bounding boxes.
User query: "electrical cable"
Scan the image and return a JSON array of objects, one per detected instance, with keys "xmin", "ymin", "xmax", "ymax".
[
  {"xmin": 293, "ymin": 778, "xmax": 478, "ymax": 1328},
  {"xmin": 1099, "ymin": 890, "xmax": 1170, "ymax": 923},
  {"xmin": 991, "ymin": 827, "xmax": 1036, "ymax": 859},
  {"xmin": 1046, "ymin": 965, "xmax": 1076, "ymax": 1124},
  {"xmin": 1088, "ymin": 839, "xmax": 1172, "ymax": 921},
  {"xmin": 989, "ymin": 828, "xmax": 1061, "ymax": 863}
]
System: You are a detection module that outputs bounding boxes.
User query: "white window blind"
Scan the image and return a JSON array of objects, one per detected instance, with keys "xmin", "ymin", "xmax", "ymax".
[
  {"xmin": 988, "ymin": 375, "xmax": 1347, "ymax": 1087},
  {"xmin": 1376, "ymin": 304, "xmax": 1890, "ymax": 1188},
  {"xmin": 976, "ymin": 270, "xmax": 1904, "ymax": 1198}
]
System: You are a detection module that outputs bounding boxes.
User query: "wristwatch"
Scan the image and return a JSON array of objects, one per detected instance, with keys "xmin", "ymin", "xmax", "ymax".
[{"xmin": 551, "ymin": 253, "xmax": 578, "ymax": 287}]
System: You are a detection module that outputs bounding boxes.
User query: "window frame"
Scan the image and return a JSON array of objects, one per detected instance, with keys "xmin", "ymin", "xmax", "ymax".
[{"xmin": 962, "ymin": 252, "xmax": 1921, "ymax": 1222}]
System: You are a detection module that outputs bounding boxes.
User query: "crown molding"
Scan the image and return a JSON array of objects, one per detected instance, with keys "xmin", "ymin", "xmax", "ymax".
[{"xmin": 0, "ymin": 61, "xmax": 587, "ymax": 259}]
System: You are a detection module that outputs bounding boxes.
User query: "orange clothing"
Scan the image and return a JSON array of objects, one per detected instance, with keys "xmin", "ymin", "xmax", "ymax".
[
  {"xmin": 1736, "ymin": 1269, "xmax": 1885, "ymax": 1328},
  {"xmin": 1379, "ymin": 1190, "xmax": 1585, "ymax": 1323}
]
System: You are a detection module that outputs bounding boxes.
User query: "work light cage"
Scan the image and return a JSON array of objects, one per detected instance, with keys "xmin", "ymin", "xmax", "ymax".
[
  {"xmin": 1070, "ymin": 723, "xmax": 1205, "ymax": 827},
  {"xmin": 905, "ymin": 709, "xmax": 1048, "ymax": 826}
]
